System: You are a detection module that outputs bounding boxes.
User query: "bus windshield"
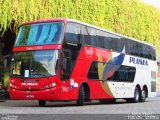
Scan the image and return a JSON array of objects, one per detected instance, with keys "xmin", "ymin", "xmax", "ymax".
[
  {"xmin": 11, "ymin": 50, "xmax": 59, "ymax": 78},
  {"xmin": 15, "ymin": 22, "xmax": 64, "ymax": 46}
]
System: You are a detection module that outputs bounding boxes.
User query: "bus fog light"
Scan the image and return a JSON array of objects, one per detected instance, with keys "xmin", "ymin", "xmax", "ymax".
[{"xmin": 10, "ymin": 84, "xmax": 18, "ymax": 89}]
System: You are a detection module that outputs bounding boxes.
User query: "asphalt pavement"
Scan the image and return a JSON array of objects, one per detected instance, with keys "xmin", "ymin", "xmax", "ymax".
[{"xmin": 0, "ymin": 97, "xmax": 160, "ymax": 120}]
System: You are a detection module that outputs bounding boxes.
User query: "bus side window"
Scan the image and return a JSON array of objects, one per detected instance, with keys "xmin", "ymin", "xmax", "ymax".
[
  {"xmin": 120, "ymin": 38, "xmax": 126, "ymax": 52},
  {"xmin": 129, "ymin": 41, "xmax": 138, "ymax": 56},
  {"xmin": 64, "ymin": 22, "xmax": 80, "ymax": 44},
  {"xmin": 81, "ymin": 26, "xmax": 96, "ymax": 46},
  {"xmin": 121, "ymin": 38, "xmax": 129, "ymax": 53},
  {"xmin": 104, "ymin": 33, "xmax": 110, "ymax": 50},
  {"xmin": 87, "ymin": 61, "xmax": 99, "ymax": 79},
  {"xmin": 149, "ymin": 47, "xmax": 156, "ymax": 60},
  {"xmin": 147, "ymin": 46, "xmax": 152, "ymax": 59},
  {"xmin": 137, "ymin": 43, "xmax": 143, "ymax": 57},
  {"xmin": 96, "ymin": 30, "xmax": 106, "ymax": 49},
  {"xmin": 109, "ymin": 34, "xmax": 120, "ymax": 52},
  {"xmin": 96, "ymin": 30, "xmax": 110, "ymax": 49}
]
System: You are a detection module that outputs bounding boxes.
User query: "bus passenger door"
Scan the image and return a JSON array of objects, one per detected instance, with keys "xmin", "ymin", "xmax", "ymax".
[
  {"xmin": 60, "ymin": 48, "xmax": 81, "ymax": 100},
  {"xmin": 60, "ymin": 50, "xmax": 72, "ymax": 100}
]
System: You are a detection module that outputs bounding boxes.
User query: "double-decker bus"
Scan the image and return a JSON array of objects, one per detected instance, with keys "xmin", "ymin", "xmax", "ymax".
[{"xmin": 9, "ymin": 18, "xmax": 157, "ymax": 106}]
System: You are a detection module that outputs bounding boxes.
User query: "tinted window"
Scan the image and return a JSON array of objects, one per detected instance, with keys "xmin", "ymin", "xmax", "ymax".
[
  {"xmin": 87, "ymin": 61, "xmax": 99, "ymax": 79},
  {"xmin": 128, "ymin": 41, "xmax": 138, "ymax": 56},
  {"xmin": 109, "ymin": 34, "xmax": 121, "ymax": 52},
  {"xmin": 118, "ymin": 38, "xmax": 125, "ymax": 52},
  {"xmin": 142, "ymin": 45, "xmax": 148, "ymax": 58},
  {"xmin": 103, "ymin": 33, "xmax": 110, "ymax": 49},
  {"xmin": 146, "ymin": 45, "xmax": 152, "ymax": 59},
  {"xmin": 124, "ymin": 39, "xmax": 156, "ymax": 60},
  {"xmin": 88, "ymin": 61, "xmax": 136, "ymax": 82},
  {"xmin": 64, "ymin": 22, "xmax": 80, "ymax": 43},
  {"xmin": 125, "ymin": 66, "xmax": 136, "ymax": 81},
  {"xmin": 121, "ymin": 38, "xmax": 129, "ymax": 53},
  {"xmin": 150, "ymin": 47, "xmax": 156, "ymax": 60},
  {"xmin": 108, "ymin": 65, "xmax": 136, "ymax": 82},
  {"xmin": 81, "ymin": 26, "xmax": 95, "ymax": 46},
  {"xmin": 137, "ymin": 43, "xmax": 143, "ymax": 57},
  {"xmin": 96, "ymin": 31, "xmax": 111, "ymax": 49},
  {"xmin": 96, "ymin": 30, "xmax": 105, "ymax": 48}
]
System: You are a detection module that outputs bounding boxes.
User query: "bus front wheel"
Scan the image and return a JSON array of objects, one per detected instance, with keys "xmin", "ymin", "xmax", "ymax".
[
  {"xmin": 76, "ymin": 85, "xmax": 85, "ymax": 106},
  {"xmin": 38, "ymin": 100, "xmax": 46, "ymax": 107}
]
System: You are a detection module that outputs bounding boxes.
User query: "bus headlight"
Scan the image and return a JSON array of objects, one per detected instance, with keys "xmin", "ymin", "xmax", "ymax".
[
  {"xmin": 51, "ymin": 83, "xmax": 56, "ymax": 87},
  {"xmin": 44, "ymin": 83, "xmax": 56, "ymax": 89}
]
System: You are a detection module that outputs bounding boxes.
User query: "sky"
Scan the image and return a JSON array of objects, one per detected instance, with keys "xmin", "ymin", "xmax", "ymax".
[{"xmin": 140, "ymin": 0, "xmax": 160, "ymax": 9}]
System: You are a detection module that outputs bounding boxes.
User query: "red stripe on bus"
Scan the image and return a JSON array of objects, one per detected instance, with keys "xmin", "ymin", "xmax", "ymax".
[{"xmin": 12, "ymin": 45, "xmax": 62, "ymax": 52}]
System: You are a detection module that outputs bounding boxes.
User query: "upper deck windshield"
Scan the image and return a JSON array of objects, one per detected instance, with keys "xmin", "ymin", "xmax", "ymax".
[{"xmin": 15, "ymin": 22, "xmax": 64, "ymax": 46}]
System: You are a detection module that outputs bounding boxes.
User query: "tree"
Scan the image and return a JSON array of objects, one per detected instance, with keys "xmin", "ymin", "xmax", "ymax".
[{"xmin": 0, "ymin": 0, "xmax": 160, "ymax": 55}]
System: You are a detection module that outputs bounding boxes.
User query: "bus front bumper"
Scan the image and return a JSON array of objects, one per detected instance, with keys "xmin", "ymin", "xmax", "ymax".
[{"xmin": 9, "ymin": 87, "xmax": 60, "ymax": 100}]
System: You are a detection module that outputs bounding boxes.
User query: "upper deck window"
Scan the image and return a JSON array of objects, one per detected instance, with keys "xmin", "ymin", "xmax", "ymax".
[{"xmin": 15, "ymin": 22, "xmax": 64, "ymax": 46}]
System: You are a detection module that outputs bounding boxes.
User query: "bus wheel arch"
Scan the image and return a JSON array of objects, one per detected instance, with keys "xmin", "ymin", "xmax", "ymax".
[
  {"xmin": 127, "ymin": 84, "xmax": 141, "ymax": 103},
  {"xmin": 82, "ymin": 82, "xmax": 90, "ymax": 101}
]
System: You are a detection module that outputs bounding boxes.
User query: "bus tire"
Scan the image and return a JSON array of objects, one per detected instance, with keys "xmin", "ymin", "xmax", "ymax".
[
  {"xmin": 140, "ymin": 88, "xmax": 146, "ymax": 102},
  {"xmin": 38, "ymin": 100, "xmax": 46, "ymax": 107},
  {"xmin": 132, "ymin": 87, "xmax": 140, "ymax": 103},
  {"xmin": 76, "ymin": 85, "xmax": 85, "ymax": 106}
]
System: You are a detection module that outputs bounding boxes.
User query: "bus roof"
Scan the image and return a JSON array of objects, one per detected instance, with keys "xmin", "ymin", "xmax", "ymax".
[{"xmin": 22, "ymin": 18, "xmax": 155, "ymax": 48}]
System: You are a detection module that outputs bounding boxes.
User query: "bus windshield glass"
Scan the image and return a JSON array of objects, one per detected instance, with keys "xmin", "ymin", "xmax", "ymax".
[
  {"xmin": 15, "ymin": 22, "xmax": 64, "ymax": 46},
  {"xmin": 11, "ymin": 50, "xmax": 59, "ymax": 78}
]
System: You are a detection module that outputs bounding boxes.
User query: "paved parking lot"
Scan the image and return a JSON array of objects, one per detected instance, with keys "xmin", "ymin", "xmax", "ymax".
[
  {"xmin": 0, "ymin": 97, "xmax": 160, "ymax": 120},
  {"xmin": 0, "ymin": 97, "xmax": 160, "ymax": 114}
]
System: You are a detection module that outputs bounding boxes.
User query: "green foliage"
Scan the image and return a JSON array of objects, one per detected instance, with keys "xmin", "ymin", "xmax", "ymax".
[
  {"xmin": 1, "ymin": 0, "xmax": 160, "ymax": 55},
  {"xmin": 3, "ymin": 72, "xmax": 9, "ymax": 88}
]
